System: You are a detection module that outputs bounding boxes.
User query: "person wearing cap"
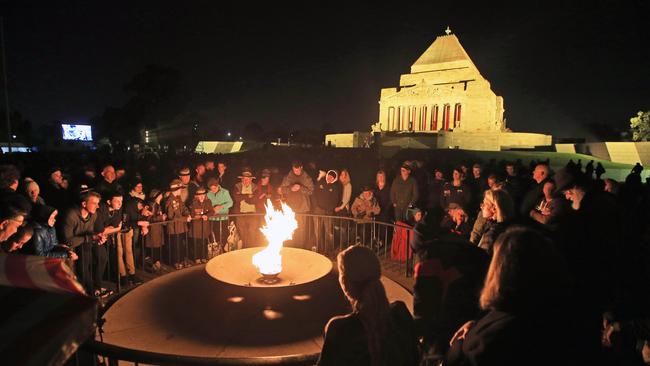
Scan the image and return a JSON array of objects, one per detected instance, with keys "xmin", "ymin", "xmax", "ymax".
[
  {"xmin": 165, "ymin": 178, "xmax": 192, "ymax": 270},
  {"xmin": 254, "ymin": 168, "xmax": 275, "ymax": 213},
  {"xmin": 281, "ymin": 161, "xmax": 314, "ymax": 248},
  {"xmin": 351, "ymin": 185, "xmax": 380, "ymax": 221},
  {"xmin": 233, "ymin": 168, "xmax": 258, "ymax": 247},
  {"xmin": 390, "ymin": 162, "xmax": 419, "ymax": 222},
  {"xmin": 178, "ymin": 166, "xmax": 191, "ymax": 206},
  {"xmin": 317, "ymin": 245, "xmax": 417, "ymax": 365},
  {"xmin": 41, "ymin": 165, "xmax": 71, "ymax": 212},
  {"xmin": 188, "ymin": 186, "xmax": 212, "ymax": 264},
  {"xmin": 143, "ymin": 189, "xmax": 166, "ymax": 272}
]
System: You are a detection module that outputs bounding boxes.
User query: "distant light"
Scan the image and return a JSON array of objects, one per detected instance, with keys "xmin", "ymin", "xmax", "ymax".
[
  {"xmin": 239, "ymin": 136, "xmax": 242, "ymax": 140},
  {"xmin": 227, "ymin": 132, "xmax": 231, "ymax": 137},
  {"xmin": 12, "ymin": 135, "xmax": 16, "ymax": 139}
]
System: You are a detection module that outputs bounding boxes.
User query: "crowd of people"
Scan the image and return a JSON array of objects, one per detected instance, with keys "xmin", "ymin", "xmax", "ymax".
[{"xmin": 0, "ymin": 149, "xmax": 649, "ymax": 365}]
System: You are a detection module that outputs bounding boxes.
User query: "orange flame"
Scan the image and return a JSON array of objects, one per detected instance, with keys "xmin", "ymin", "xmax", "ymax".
[{"xmin": 252, "ymin": 200, "xmax": 297, "ymax": 275}]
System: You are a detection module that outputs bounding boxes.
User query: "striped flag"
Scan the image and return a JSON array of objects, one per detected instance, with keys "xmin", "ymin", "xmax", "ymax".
[{"xmin": 0, "ymin": 253, "xmax": 86, "ymax": 295}]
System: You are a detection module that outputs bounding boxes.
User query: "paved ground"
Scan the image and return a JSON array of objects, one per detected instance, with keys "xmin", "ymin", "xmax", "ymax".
[{"xmin": 99, "ymin": 261, "xmax": 413, "ymax": 359}]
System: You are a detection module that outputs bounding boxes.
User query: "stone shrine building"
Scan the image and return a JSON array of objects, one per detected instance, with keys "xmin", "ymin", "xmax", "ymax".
[{"xmin": 373, "ymin": 28, "xmax": 551, "ymax": 151}]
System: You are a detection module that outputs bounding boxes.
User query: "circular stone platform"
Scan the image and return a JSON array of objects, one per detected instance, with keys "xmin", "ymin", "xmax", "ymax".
[
  {"xmin": 205, "ymin": 247, "xmax": 333, "ymax": 287},
  {"xmin": 100, "ymin": 264, "xmax": 412, "ymax": 359}
]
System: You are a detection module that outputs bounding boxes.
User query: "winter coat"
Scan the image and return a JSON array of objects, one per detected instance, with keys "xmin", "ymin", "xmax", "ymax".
[
  {"xmin": 351, "ymin": 193, "xmax": 381, "ymax": 220},
  {"xmin": 207, "ymin": 187, "xmax": 233, "ymax": 220},
  {"xmin": 280, "ymin": 171, "xmax": 314, "ymax": 213},
  {"xmin": 164, "ymin": 195, "xmax": 190, "ymax": 235},
  {"xmin": 189, "ymin": 198, "xmax": 213, "ymax": 239},
  {"xmin": 313, "ymin": 180, "xmax": 341, "ymax": 214},
  {"xmin": 33, "ymin": 222, "xmax": 68, "ymax": 258},
  {"xmin": 233, "ymin": 182, "xmax": 258, "ymax": 213},
  {"xmin": 145, "ymin": 201, "xmax": 165, "ymax": 248},
  {"xmin": 390, "ymin": 176, "xmax": 419, "ymax": 210}
]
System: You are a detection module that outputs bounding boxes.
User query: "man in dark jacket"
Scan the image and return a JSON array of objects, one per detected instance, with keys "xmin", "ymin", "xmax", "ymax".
[
  {"xmin": 520, "ymin": 163, "xmax": 550, "ymax": 217},
  {"xmin": 62, "ymin": 190, "xmax": 108, "ymax": 297},
  {"xmin": 312, "ymin": 170, "xmax": 341, "ymax": 252},
  {"xmin": 390, "ymin": 163, "xmax": 419, "ymax": 222}
]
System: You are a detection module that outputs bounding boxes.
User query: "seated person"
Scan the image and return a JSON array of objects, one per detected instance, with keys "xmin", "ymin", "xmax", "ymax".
[{"xmin": 317, "ymin": 245, "xmax": 418, "ymax": 366}]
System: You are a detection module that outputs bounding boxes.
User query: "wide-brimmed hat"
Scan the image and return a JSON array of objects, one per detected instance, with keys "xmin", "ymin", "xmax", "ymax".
[
  {"xmin": 238, "ymin": 168, "xmax": 255, "ymax": 179},
  {"xmin": 195, "ymin": 187, "xmax": 207, "ymax": 195},
  {"xmin": 169, "ymin": 179, "xmax": 184, "ymax": 190},
  {"xmin": 400, "ymin": 162, "xmax": 412, "ymax": 171},
  {"xmin": 178, "ymin": 167, "xmax": 191, "ymax": 176},
  {"xmin": 260, "ymin": 168, "xmax": 271, "ymax": 178}
]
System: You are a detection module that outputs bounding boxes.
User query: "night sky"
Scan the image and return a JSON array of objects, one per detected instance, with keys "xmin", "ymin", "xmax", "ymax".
[{"xmin": 3, "ymin": 1, "xmax": 650, "ymax": 139}]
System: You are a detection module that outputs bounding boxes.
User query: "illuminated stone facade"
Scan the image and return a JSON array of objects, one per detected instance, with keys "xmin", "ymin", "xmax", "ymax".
[{"xmin": 375, "ymin": 30, "xmax": 504, "ymax": 133}]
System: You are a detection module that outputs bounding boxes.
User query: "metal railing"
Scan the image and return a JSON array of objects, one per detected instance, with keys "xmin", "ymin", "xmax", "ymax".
[{"xmin": 79, "ymin": 213, "xmax": 415, "ymax": 366}]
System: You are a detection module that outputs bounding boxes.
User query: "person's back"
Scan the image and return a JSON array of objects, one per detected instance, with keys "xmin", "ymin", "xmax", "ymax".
[{"xmin": 318, "ymin": 301, "xmax": 416, "ymax": 366}]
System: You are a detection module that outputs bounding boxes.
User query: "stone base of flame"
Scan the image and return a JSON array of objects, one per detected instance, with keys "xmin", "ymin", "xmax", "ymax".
[{"xmin": 206, "ymin": 247, "xmax": 332, "ymax": 287}]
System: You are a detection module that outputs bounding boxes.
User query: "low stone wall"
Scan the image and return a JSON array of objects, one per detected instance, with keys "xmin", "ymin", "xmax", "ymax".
[
  {"xmin": 376, "ymin": 131, "xmax": 552, "ymax": 151},
  {"xmin": 554, "ymin": 142, "xmax": 650, "ymax": 165}
]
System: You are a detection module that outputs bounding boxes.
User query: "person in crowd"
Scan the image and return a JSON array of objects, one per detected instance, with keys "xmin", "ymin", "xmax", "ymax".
[
  {"xmin": 317, "ymin": 245, "xmax": 418, "ymax": 366},
  {"xmin": 604, "ymin": 178, "xmax": 620, "ymax": 196},
  {"xmin": 446, "ymin": 226, "xmax": 574, "ymax": 366},
  {"xmin": 41, "ymin": 166, "xmax": 70, "ymax": 211},
  {"xmin": 233, "ymin": 168, "xmax": 259, "ymax": 247},
  {"xmin": 520, "ymin": 163, "xmax": 550, "ymax": 217},
  {"xmin": 203, "ymin": 159, "xmax": 216, "ymax": 182},
  {"xmin": 312, "ymin": 169, "xmax": 340, "ymax": 252},
  {"xmin": 1, "ymin": 225, "xmax": 34, "ymax": 253},
  {"xmin": 206, "ymin": 177, "xmax": 233, "ymax": 248},
  {"xmin": 351, "ymin": 185, "xmax": 381, "ymax": 246},
  {"xmin": 410, "ymin": 220, "xmax": 489, "ymax": 359},
  {"xmin": 62, "ymin": 190, "xmax": 109, "ymax": 297},
  {"xmin": 595, "ymin": 162, "xmax": 606, "ymax": 180},
  {"xmin": 192, "ymin": 162, "xmax": 207, "ymax": 188},
  {"xmin": 554, "ymin": 167, "xmax": 624, "ymax": 364},
  {"xmin": 254, "ymin": 168, "xmax": 275, "ymax": 213},
  {"xmin": 31, "ymin": 204, "xmax": 77, "ymax": 260},
  {"xmin": 115, "ymin": 165, "xmax": 127, "ymax": 184},
  {"xmin": 503, "ymin": 162, "xmax": 526, "ymax": 207},
  {"xmin": 95, "ymin": 164, "xmax": 123, "ymax": 200},
  {"xmin": 374, "ymin": 170, "xmax": 392, "ymax": 223},
  {"xmin": 0, "ymin": 200, "xmax": 27, "ymax": 244},
  {"xmin": 440, "ymin": 203, "xmax": 471, "ymax": 239},
  {"xmin": 165, "ymin": 179, "xmax": 192, "ymax": 269},
  {"xmin": 177, "ymin": 167, "xmax": 192, "ymax": 206},
  {"xmin": 216, "ymin": 161, "xmax": 234, "ymax": 191},
  {"xmin": 390, "ymin": 162, "xmax": 419, "ymax": 222},
  {"xmin": 281, "ymin": 161, "xmax": 314, "ymax": 247},
  {"xmin": 77, "ymin": 164, "xmax": 96, "ymax": 190},
  {"xmin": 425, "ymin": 168, "xmax": 446, "ymax": 220},
  {"xmin": 189, "ymin": 187, "xmax": 212, "ymax": 263},
  {"xmin": 440, "ymin": 167, "xmax": 471, "ymax": 211},
  {"xmin": 23, "ymin": 177, "xmax": 46, "ymax": 205},
  {"xmin": 528, "ymin": 179, "xmax": 569, "ymax": 230},
  {"xmin": 128, "ymin": 180, "xmax": 146, "ymax": 201},
  {"xmin": 0, "ymin": 164, "xmax": 20, "ymax": 195},
  {"xmin": 143, "ymin": 189, "xmax": 166, "ymax": 273},
  {"xmin": 476, "ymin": 189, "xmax": 514, "ymax": 254},
  {"xmin": 335, "ymin": 168, "xmax": 352, "ymax": 217}
]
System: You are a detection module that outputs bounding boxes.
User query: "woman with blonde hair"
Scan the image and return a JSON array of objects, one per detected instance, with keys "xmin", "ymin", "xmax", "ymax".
[
  {"xmin": 318, "ymin": 245, "xmax": 417, "ymax": 366},
  {"xmin": 477, "ymin": 188, "xmax": 514, "ymax": 254},
  {"xmin": 447, "ymin": 226, "xmax": 573, "ymax": 366}
]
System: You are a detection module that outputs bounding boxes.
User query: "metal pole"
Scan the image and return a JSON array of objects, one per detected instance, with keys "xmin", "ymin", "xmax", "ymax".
[{"xmin": 0, "ymin": 17, "xmax": 11, "ymax": 154}]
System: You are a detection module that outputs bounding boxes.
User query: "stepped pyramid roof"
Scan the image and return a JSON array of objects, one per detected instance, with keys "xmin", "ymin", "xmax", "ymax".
[{"xmin": 410, "ymin": 32, "xmax": 478, "ymax": 74}]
